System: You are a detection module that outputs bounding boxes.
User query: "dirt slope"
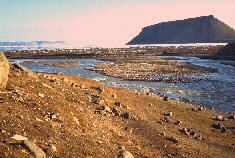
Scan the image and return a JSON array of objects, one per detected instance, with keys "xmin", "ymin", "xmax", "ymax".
[{"xmin": 0, "ymin": 64, "xmax": 234, "ymax": 158}]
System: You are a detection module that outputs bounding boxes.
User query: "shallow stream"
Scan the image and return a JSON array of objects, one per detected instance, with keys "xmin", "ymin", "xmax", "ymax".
[{"xmin": 11, "ymin": 57, "xmax": 235, "ymax": 112}]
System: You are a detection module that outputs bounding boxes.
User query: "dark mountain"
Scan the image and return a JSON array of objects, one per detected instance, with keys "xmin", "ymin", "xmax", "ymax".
[{"xmin": 127, "ymin": 15, "xmax": 235, "ymax": 45}]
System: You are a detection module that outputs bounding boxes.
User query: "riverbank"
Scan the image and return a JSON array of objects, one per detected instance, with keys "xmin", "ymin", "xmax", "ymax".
[
  {"xmin": 0, "ymin": 62, "xmax": 235, "ymax": 157},
  {"xmin": 3, "ymin": 44, "xmax": 235, "ymax": 61}
]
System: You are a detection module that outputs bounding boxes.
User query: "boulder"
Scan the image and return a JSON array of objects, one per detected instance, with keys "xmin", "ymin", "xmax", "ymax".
[
  {"xmin": 23, "ymin": 140, "xmax": 46, "ymax": 158},
  {"xmin": 0, "ymin": 52, "xmax": 9, "ymax": 90},
  {"xmin": 13, "ymin": 63, "xmax": 37, "ymax": 78},
  {"xmin": 119, "ymin": 149, "xmax": 134, "ymax": 158}
]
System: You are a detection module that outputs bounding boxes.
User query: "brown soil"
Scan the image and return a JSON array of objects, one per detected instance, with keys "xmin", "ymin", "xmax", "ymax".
[
  {"xmin": 87, "ymin": 57, "xmax": 217, "ymax": 82},
  {"xmin": 0, "ymin": 64, "xmax": 234, "ymax": 158}
]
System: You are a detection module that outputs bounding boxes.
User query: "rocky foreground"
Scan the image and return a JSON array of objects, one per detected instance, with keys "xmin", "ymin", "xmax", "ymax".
[{"xmin": 0, "ymin": 53, "xmax": 235, "ymax": 158}]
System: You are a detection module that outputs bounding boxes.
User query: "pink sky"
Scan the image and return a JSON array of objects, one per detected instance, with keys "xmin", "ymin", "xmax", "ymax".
[{"xmin": 9, "ymin": 0, "xmax": 235, "ymax": 47}]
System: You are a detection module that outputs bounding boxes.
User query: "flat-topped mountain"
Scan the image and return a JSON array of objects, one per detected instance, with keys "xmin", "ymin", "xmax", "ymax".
[{"xmin": 127, "ymin": 15, "xmax": 235, "ymax": 45}]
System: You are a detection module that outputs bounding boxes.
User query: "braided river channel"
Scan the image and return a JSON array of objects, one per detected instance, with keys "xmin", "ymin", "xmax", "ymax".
[{"xmin": 11, "ymin": 56, "xmax": 235, "ymax": 112}]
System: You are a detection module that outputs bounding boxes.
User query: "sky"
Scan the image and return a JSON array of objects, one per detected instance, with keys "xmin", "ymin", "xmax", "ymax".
[{"xmin": 0, "ymin": 0, "xmax": 234, "ymax": 47}]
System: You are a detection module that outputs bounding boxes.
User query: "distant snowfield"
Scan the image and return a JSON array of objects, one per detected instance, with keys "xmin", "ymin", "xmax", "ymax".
[{"xmin": 0, "ymin": 42, "xmax": 228, "ymax": 50}]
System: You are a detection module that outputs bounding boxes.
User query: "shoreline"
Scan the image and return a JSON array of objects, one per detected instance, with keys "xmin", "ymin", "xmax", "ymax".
[{"xmin": 3, "ymin": 45, "xmax": 235, "ymax": 61}]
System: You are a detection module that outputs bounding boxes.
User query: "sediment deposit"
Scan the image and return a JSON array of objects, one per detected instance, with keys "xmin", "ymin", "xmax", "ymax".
[{"xmin": 87, "ymin": 57, "xmax": 217, "ymax": 82}]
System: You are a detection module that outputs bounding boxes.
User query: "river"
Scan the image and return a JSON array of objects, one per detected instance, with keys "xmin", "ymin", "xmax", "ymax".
[{"xmin": 10, "ymin": 56, "xmax": 235, "ymax": 113}]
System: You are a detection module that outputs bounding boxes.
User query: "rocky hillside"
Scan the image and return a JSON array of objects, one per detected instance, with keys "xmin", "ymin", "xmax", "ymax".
[
  {"xmin": 0, "ymin": 53, "xmax": 235, "ymax": 157},
  {"xmin": 127, "ymin": 15, "xmax": 235, "ymax": 45}
]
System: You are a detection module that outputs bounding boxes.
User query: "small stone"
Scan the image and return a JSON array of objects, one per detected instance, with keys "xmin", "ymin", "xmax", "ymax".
[
  {"xmin": 36, "ymin": 117, "xmax": 43, "ymax": 122},
  {"xmin": 123, "ymin": 105, "xmax": 130, "ymax": 110},
  {"xmin": 147, "ymin": 92, "xmax": 154, "ymax": 96},
  {"xmin": 49, "ymin": 79, "xmax": 56, "ymax": 82},
  {"xmin": 161, "ymin": 117, "xmax": 171, "ymax": 123},
  {"xmin": 198, "ymin": 107, "xmax": 203, "ymax": 111},
  {"xmin": 102, "ymin": 106, "xmax": 112, "ymax": 113},
  {"xmin": 221, "ymin": 126, "xmax": 227, "ymax": 133},
  {"xmin": 166, "ymin": 137, "xmax": 178, "ymax": 143},
  {"xmin": 71, "ymin": 83, "xmax": 76, "ymax": 87},
  {"xmin": 185, "ymin": 132, "xmax": 190, "ymax": 135},
  {"xmin": 164, "ymin": 112, "xmax": 173, "ymax": 116},
  {"xmin": 112, "ymin": 107, "xmax": 118, "ymax": 113},
  {"xmin": 73, "ymin": 117, "xmax": 80, "ymax": 126},
  {"xmin": 55, "ymin": 82, "xmax": 60, "ymax": 85},
  {"xmin": 11, "ymin": 134, "xmax": 28, "ymax": 141},
  {"xmin": 115, "ymin": 112, "xmax": 121, "ymax": 117},
  {"xmin": 180, "ymin": 98, "xmax": 192, "ymax": 103},
  {"xmin": 92, "ymin": 96, "xmax": 104, "ymax": 105},
  {"xmin": 92, "ymin": 86, "xmax": 104, "ymax": 93},
  {"xmin": 196, "ymin": 135, "xmax": 203, "ymax": 140},
  {"xmin": 182, "ymin": 128, "xmax": 190, "ymax": 135},
  {"xmin": 1, "ymin": 129, "xmax": 6, "ymax": 133},
  {"xmin": 160, "ymin": 132, "xmax": 166, "ymax": 136},
  {"xmin": 80, "ymin": 84, "xmax": 85, "ymax": 89},
  {"xmin": 182, "ymin": 128, "xmax": 188, "ymax": 132},
  {"xmin": 123, "ymin": 112, "xmax": 130, "ymax": 119},
  {"xmin": 190, "ymin": 131, "xmax": 196, "ymax": 136},
  {"xmin": 38, "ymin": 93, "xmax": 45, "ymax": 97},
  {"xmin": 119, "ymin": 149, "xmax": 134, "ymax": 158},
  {"xmin": 115, "ymin": 101, "xmax": 121, "ymax": 107},
  {"xmin": 42, "ymin": 83, "xmax": 52, "ymax": 89},
  {"xmin": 23, "ymin": 140, "xmax": 46, "ymax": 158},
  {"xmin": 62, "ymin": 78, "xmax": 69, "ymax": 82},
  {"xmin": 174, "ymin": 120, "xmax": 182, "ymax": 125},
  {"xmin": 124, "ymin": 127, "xmax": 133, "ymax": 134},
  {"xmin": 112, "ymin": 93, "xmax": 117, "ymax": 98},
  {"xmin": 216, "ymin": 115, "xmax": 224, "ymax": 121},
  {"xmin": 163, "ymin": 96, "xmax": 168, "ymax": 101},
  {"xmin": 223, "ymin": 118, "xmax": 228, "ymax": 121},
  {"xmin": 167, "ymin": 154, "xmax": 173, "ymax": 157},
  {"xmin": 213, "ymin": 123, "xmax": 223, "ymax": 129},
  {"xmin": 229, "ymin": 115, "xmax": 235, "ymax": 119},
  {"xmin": 18, "ymin": 115, "xmax": 24, "ymax": 119},
  {"xmin": 49, "ymin": 144, "xmax": 57, "ymax": 152},
  {"xmin": 51, "ymin": 114, "xmax": 57, "ymax": 119}
]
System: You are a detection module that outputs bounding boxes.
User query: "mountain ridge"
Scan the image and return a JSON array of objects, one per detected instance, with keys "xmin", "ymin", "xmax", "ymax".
[{"xmin": 127, "ymin": 15, "xmax": 235, "ymax": 45}]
